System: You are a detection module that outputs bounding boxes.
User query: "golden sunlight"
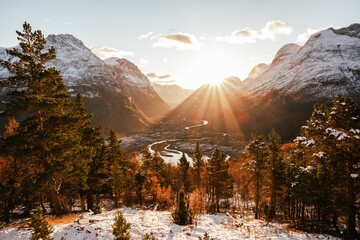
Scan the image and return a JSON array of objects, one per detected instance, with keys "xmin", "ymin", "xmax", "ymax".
[{"xmin": 187, "ymin": 50, "xmax": 240, "ymax": 87}]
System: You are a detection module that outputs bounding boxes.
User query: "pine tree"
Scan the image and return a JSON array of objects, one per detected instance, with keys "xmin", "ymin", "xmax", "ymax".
[
  {"xmin": 142, "ymin": 233, "xmax": 158, "ymax": 240},
  {"xmin": 266, "ymin": 129, "xmax": 283, "ymax": 219},
  {"xmin": 244, "ymin": 132, "xmax": 267, "ymax": 219},
  {"xmin": 0, "ymin": 22, "xmax": 93, "ymax": 215},
  {"xmin": 193, "ymin": 141, "xmax": 203, "ymax": 188},
  {"xmin": 112, "ymin": 210, "xmax": 131, "ymax": 240},
  {"xmin": 178, "ymin": 153, "xmax": 191, "ymax": 193},
  {"xmin": 173, "ymin": 189, "xmax": 192, "ymax": 225},
  {"xmin": 206, "ymin": 148, "xmax": 233, "ymax": 213},
  {"xmin": 106, "ymin": 128, "xmax": 127, "ymax": 208},
  {"xmin": 29, "ymin": 208, "xmax": 54, "ymax": 240},
  {"xmin": 198, "ymin": 232, "xmax": 214, "ymax": 240},
  {"xmin": 298, "ymin": 95, "xmax": 360, "ymax": 238}
]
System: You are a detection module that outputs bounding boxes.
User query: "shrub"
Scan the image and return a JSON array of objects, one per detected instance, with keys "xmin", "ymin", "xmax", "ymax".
[
  {"xmin": 112, "ymin": 210, "xmax": 131, "ymax": 240},
  {"xmin": 29, "ymin": 208, "xmax": 54, "ymax": 240},
  {"xmin": 172, "ymin": 190, "xmax": 192, "ymax": 225}
]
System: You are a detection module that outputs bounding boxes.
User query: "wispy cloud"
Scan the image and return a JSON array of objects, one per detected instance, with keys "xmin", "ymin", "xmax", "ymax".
[
  {"xmin": 147, "ymin": 72, "xmax": 172, "ymax": 79},
  {"xmin": 151, "ymin": 79, "xmax": 176, "ymax": 84},
  {"xmin": 140, "ymin": 32, "xmax": 203, "ymax": 50},
  {"xmin": 216, "ymin": 21, "xmax": 293, "ymax": 44},
  {"xmin": 138, "ymin": 32, "xmax": 153, "ymax": 40},
  {"xmin": 90, "ymin": 46, "xmax": 134, "ymax": 59}
]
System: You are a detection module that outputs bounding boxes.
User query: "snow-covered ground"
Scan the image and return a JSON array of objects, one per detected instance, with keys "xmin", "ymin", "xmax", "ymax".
[{"xmin": 0, "ymin": 208, "xmax": 339, "ymax": 240}]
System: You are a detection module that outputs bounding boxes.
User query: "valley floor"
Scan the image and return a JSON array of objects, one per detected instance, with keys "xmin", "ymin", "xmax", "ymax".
[{"xmin": 0, "ymin": 208, "xmax": 339, "ymax": 240}]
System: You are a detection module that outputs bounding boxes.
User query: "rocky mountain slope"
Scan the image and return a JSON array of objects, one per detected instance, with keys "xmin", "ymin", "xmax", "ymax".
[
  {"xmin": 167, "ymin": 24, "xmax": 360, "ymax": 140},
  {"xmin": 0, "ymin": 34, "xmax": 171, "ymax": 134},
  {"xmin": 152, "ymin": 84, "xmax": 194, "ymax": 108},
  {"xmin": 107, "ymin": 58, "xmax": 171, "ymax": 119}
]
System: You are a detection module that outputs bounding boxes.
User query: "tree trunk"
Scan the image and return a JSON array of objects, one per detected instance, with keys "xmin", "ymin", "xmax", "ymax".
[
  {"xmin": 86, "ymin": 190, "xmax": 94, "ymax": 211},
  {"xmin": 60, "ymin": 195, "xmax": 71, "ymax": 213},
  {"xmin": 255, "ymin": 175, "xmax": 260, "ymax": 219},
  {"xmin": 80, "ymin": 191, "xmax": 86, "ymax": 212},
  {"xmin": 347, "ymin": 176, "xmax": 356, "ymax": 240},
  {"xmin": 49, "ymin": 186, "xmax": 64, "ymax": 215}
]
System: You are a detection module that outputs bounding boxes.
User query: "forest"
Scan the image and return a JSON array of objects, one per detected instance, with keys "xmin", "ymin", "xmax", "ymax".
[{"xmin": 0, "ymin": 23, "xmax": 359, "ymax": 240}]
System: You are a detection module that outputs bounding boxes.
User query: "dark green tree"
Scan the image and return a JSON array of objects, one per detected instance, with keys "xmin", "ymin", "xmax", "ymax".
[
  {"xmin": 106, "ymin": 128, "xmax": 127, "ymax": 207},
  {"xmin": 112, "ymin": 210, "xmax": 131, "ymax": 240},
  {"xmin": 193, "ymin": 141, "xmax": 203, "ymax": 188},
  {"xmin": 0, "ymin": 22, "xmax": 92, "ymax": 215},
  {"xmin": 300, "ymin": 95, "xmax": 360, "ymax": 238},
  {"xmin": 173, "ymin": 189, "xmax": 192, "ymax": 225},
  {"xmin": 244, "ymin": 132, "xmax": 267, "ymax": 219},
  {"xmin": 29, "ymin": 208, "xmax": 54, "ymax": 240},
  {"xmin": 206, "ymin": 148, "xmax": 233, "ymax": 213},
  {"xmin": 178, "ymin": 153, "xmax": 191, "ymax": 193},
  {"xmin": 266, "ymin": 129, "xmax": 284, "ymax": 219}
]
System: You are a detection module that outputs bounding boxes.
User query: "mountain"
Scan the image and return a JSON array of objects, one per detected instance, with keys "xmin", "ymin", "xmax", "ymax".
[
  {"xmin": 152, "ymin": 84, "xmax": 194, "ymax": 108},
  {"xmin": 106, "ymin": 58, "xmax": 171, "ymax": 119},
  {"xmin": 167, "ymin": 24, "xmax": 360, "ymax": 140},
  {"xmin": 0, "ymin": 34, "xmax": 171, "ymax": 134}
]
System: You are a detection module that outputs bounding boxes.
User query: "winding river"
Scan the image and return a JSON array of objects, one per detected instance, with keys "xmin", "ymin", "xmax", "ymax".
[{"xmin": 148, "ymin": 120, "xmax": 209, "ymax": 165}]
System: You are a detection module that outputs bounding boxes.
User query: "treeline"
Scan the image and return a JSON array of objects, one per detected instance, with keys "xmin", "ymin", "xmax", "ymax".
[
  {"xmin": 0, "ymin": 23, "xmax": 359, "ymax": 240},
  {"xmin": 233, "ymin": 95, "xmax": 360, "ymax": 239}
]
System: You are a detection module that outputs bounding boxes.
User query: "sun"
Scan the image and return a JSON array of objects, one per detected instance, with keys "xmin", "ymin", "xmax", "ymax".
[{"xmin": 186, "ymin": 50, "xmax": 240, "ymax": 87}]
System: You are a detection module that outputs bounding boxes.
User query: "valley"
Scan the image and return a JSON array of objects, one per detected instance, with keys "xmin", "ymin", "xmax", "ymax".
[{"xmin": 122, "ymin": 118, "xmax": 246, "ymax": 163}]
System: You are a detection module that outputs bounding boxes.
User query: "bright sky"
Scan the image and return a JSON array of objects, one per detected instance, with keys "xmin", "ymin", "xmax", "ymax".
[{"xmin": 1, "ymin": 0, "xmax": 359, "ymax": 89}]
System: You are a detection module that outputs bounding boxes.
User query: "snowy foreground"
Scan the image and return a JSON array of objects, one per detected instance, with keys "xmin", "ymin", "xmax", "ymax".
[{"xmin": 0, "ymin": 208, "xmax": 339, "ymax": 240}]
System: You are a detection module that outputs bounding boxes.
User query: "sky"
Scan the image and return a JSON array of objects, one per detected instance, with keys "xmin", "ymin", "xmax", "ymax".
[{"xmin": 0, "ymin": 0, "xmax": 359, "ymax": 89}]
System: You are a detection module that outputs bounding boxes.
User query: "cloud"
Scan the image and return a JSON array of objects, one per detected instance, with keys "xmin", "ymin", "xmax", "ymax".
[
  {"xmin": 260, "ymin": 21, "xmax": 293, "ymax": 40},
  {"xmin": 162, "ymin": 58, "xmax": 169, "ymax": 64},
  {"xmin": 151, "ymin": 79, "xmax": 176, "ymax": 84},
  {"xmin": 138, "ymin": 32, "xmax": 153, "ymax": 40},
  {"xmin": 215, "ymin": 28, "xmax": 259, "ymax": 44},
  {"xmin": 149, "ymin": 32, "xmax": 202, "ymax": 50},
  {"xmin": 90, "ymin": 46, "xmax": 134, "ymax": 59},
  {"xmin": 296, "ymin": 28, "xmax": 325, "ymax": 44},
  {"xmin": 147, "ymin": 72, "xmax": 171, "ymax": 79},
  {"xmin": 216, "ymin": 20, "xmax": 293, "ymax": 44},
  {"xmin": 44, "ymin": 18, "xmax": 50, "ymax": 22}
]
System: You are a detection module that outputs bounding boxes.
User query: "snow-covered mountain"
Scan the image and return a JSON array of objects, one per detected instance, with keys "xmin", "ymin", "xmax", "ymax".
[
  {"xmin": 108, "ymin": 58, "xmax": 171, "ymax": 119},
  {"xmin": 0, "ymin": 34, "xmax": 171, "ymax": 134},
  {"xmin": 167, "ymin": 24, "xmax": 360, "ymax": 140},
  {"xmin": 241, "ymin": 24, "xmax": 360, "ymax": 101}
]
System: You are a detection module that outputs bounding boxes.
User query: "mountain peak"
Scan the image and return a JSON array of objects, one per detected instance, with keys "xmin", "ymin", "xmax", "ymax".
[
  {"xmin": 330, "ymin": 23, "xmax": 360, "ymax": 39},
  {"xmin": 46, "ymin": 34, "xmax": 86, "ymax": 49},
  {"xmin": 248, "ymin": 63, "xmax": 269, "ymax": 79},
  {"xmin": 271, "ymin": 43, "xmax": 301, "ymax": 66}
]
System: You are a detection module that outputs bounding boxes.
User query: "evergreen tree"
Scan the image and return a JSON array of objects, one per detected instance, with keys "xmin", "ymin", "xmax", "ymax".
[
  {"xmin": 299, "ymin": 95, "xmax": 360, "ymax": 238},
  {"xmin": 266, "ymin": 129, "xmax": 283, "ymax": 219},
  {"xmin": 244, "ymin": 132, "xmax": 267, "ymax": 219},
  {"xmin": 84, "ymin": 126, "xmax": 106, "ymax": 211},
  {"xmin": 142, "ymin": 233, "xmax": 158, "ymax": 240},
  {"xmin": 106, "ymin": 128, "xmax": 127, "ymax": 207},
  {"xmin": 206, "ymin": 148, "xmax": 233, "ymax": 213},
  {"xmin": 178, "ymin": 153, "xmax": 191, "ymax": 193},
  {"xmin": 112, "ymin": 210, "xmax": 131, "ymax": 240},
  {"xmin": 29, "ymin": 209, "xmax": 54, "ymax": 240},
  {"xmin": 173, "ymin": 189, "xmax": 192, "ymax": 225},
  {"xmin": 193, "ymin": 141, "xmax": 203, "ymax": 188},
  {"xmin": 198, "ymin": 232, "xmax": 214, "ymax": 240},
  {"xmin": 134, "ymin": 170, "xmax": 146, "ymax": 206},
  {"xmin": 0, "ymin": 22, "xmax": 93, "ymax": 215}
]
